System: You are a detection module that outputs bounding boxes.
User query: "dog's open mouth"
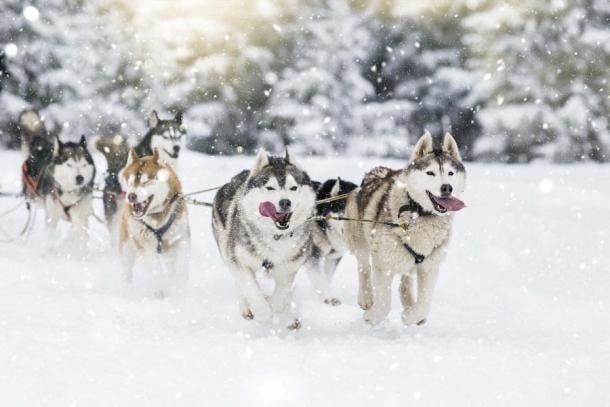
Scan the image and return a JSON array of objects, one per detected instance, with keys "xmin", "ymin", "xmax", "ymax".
[
  {"xmin": 163, "ymin": 148, "xmax": 179, "ymax": 159},
  {"xmin": 259, "ymin": 201, "xmax": 293, "ymax": 230},
  {"xmin": 426, "ymin": 191, "xmax": 465, "ymax": 213},
  {"xmin": 131, "ymin": 194, "xmax": 154, "ymax": 218}
]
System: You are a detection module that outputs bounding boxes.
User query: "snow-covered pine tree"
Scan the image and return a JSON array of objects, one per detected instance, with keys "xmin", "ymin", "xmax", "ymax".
[
  {"xmin": 365, "ymin": 2, "xmax": 481, "ymax": 159},
  {"xmin": 465, "ymin": 0, "xmax": 610, "ymax": 162},
  {"xmin": 125, "ymin": 1, "xmax": 298, "ymax": 155},
  {"xmin": 0, "ymin": 0, "xmax": 149, "ymax": 147},
  {"xmin": 264, "ymin": 0, "xmax": 376, "ymax": 155}
]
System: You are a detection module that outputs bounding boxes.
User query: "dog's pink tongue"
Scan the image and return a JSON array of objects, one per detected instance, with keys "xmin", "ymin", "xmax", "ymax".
[
  {"xmin": 259, "ymin": 201, "xmax": 288, "ymax": 222},
  {"xmin": 436, "ymin": 196, "xmax": 466, "ymax": 211}
]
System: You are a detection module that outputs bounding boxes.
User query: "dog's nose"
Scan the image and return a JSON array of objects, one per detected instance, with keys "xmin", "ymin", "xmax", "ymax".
[
  {"xmin": 173, "ymin": 145, "xmax": 181, "ymax": 154},
  {"xmin": 75, "ymin": 175, "xmax": 84, "ymax": 185},
  {"xmin": 127, "ymin": 193, "xmax": 137, "ymax": 203},
  {"xmin": 279, "ymin": 199, "xmax": 292, "ymax": 212},
  {"xmin": 440, "ymin": 184, "xmax": 453, "ymax": 196}
]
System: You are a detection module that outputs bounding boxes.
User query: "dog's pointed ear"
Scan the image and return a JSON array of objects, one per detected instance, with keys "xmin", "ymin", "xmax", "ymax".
[
  {"xmin": 410, "ymin": 131, "xmax": 434, "ymax": 162},
  {"xmin": 79, "ymin": 135, "xmax": 87, "ymax": 147},
  {"xmin": 148, "ymin": 110, "xmax": 160, "ymax": 128},
  {"xmin": 126, "ymin": 148, "xmax": 139, "ymax": 166},
  {"xmin": 331, "ymin": 177, "xmax": 341, "ymax": 196},
  {"xmin": 285, "ymin": 147, "xmax": 300, "ymax": 168},
  {"xmin": 251, "ymin": 149, "xmax": 269, "ymax": 176},
  {"xmin": 442, "ymin": 132, "xmax": 461, "ymax": 162},
  {"xmin": 53, "ymin": 136, "xmax": 61, "ymax": 158},
  {"xmin": 152, "ymin": 147, "xmax": 160, "ymax": 162},
  {"xmin": 174, "ymin": 111, "xmax": 183, "ymax": 125}
]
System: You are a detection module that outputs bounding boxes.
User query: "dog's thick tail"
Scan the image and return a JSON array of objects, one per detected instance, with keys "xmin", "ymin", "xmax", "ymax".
[
  {"xmin": 90, "ymin": 134, "xmax": 129, "ymax": 174},
  {"xmin": 90, "ymin": 134, "xmax": 130, "ymax": 226},
  {"xmin": 18, "ymin": 109, "xmax": 47, "ymax": 156}
]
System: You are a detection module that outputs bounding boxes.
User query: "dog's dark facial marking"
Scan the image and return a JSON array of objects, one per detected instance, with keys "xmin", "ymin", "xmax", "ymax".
[
  {"xmin": 247, "ymin": 156, "xmax": 312, "ymax": 189},
  {"xmin": 53, "ymin": 140, "xmax": 94, "ymax": 166}
]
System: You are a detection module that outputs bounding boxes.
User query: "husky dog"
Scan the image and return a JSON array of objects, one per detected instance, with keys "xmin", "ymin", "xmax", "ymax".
[
  {"xmin": 345, "ymin": 132, "xmax": 466, "ymax": 326},
  {"xmin": 135, "ymin": 111, "xmax": 186, "ymax": 169},
  {"xmin": 91, "ymin": 134, "xmax": 129, "ymax": 229},
  {"xmin": 212, "ymin": 150, "xmax": 316, "ymax": 329},
  {"xmin": 20, "ymin": 110, "xmax": 96, "ymax": 243},
  {"xmin": 306, "ymin": 178, "xmax": 357, "ymax": 305},
  {"xmin": 119, "ymin": 148, "xmax": 190, "ymax": 294},
  {"xmin": 19, "ymin": 110, "xmax": 54, "ymax": 200}
]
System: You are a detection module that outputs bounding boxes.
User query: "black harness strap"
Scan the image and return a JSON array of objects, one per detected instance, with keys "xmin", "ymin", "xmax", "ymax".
[
  {"xmin": 139, "ymin": 194, "xmax": 181, "ymax": 254},
  {"xmin": 397, "ymin": 194, "xmax": 431, "ymax": 218},
  {"xmin": 403, "ymin": 243, "xmax": 425, "ymax": 264}
]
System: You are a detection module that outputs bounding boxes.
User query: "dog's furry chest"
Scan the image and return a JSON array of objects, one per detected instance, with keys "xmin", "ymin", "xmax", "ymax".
[
  {"xmin": 233, "ymin": 222, "xmax": 312, "ymax": 273},
  {"xmin": 126, "ymin": 211, "xmax": 189, "ymax": 253}
]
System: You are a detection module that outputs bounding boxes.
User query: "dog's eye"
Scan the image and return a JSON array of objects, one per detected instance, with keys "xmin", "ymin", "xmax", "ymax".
[
  {"xmin": 448, "ymin": 171, "xmax": 455, "ymax": 176},
  {"xmin": 289, "ymin": 186, "xmax": 297, "ymax": 191},
  {"xmin": 426, "ymin": 171, "xmax": 435, "ymax": 176},
  {"xmin": 265, "ymin": 186, "xmax": 275, "ymax": 191}
]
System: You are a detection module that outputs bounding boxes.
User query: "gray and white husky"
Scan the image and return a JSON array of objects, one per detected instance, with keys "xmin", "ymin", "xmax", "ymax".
[
  {"xmin": 344, "ymin": 132, "xmax": 466, "ymax": 326},
  {"xmin": 135, "ymin": 110, "xmax": 186, "ymax": 169},
  {"xmin": 212, "ymin": 149, "xmax": 316, "ymax": 329},
  {"xmin": 305, "ymin": 178, "xmax": 357, "ymax": 305},
  {"xmin": 20, "ymin": 110, "xmax": 96, "ymax": 245}
]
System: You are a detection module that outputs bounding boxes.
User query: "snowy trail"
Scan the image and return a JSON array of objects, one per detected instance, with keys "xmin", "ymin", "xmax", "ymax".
[{"xmin": 0, "ymin": 151, "xmax": 608, "ymax": 406}]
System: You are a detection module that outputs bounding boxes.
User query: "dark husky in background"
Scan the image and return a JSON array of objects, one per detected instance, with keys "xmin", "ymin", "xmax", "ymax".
[
  {"xmin": 212, "ymin": 149, "xmax": 316, "ymax": 329},
  {"xmin": 19, "ymin": 110, "xmax": 96, "ymax": 244},
  {"xmin": 91, "ymin": 135, "xmax": 129, "ymax": 230},
  {"xmin": 306, "ymin": 177, "xmax": 357, "ymax": 305}
]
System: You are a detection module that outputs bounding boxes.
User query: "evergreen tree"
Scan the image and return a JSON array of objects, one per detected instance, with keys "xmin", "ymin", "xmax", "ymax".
[
  {"xmin": 465, "ymin": 0, "xmax": 610, "ymax": 162},
  {"xmin": 264, "ymin": 0, "xmax": 376, "ymax": 155}
]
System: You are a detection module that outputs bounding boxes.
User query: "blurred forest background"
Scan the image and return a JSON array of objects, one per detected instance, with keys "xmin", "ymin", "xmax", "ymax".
[{"xmin": 0, "ymin": 0, "xmax": 608, "ymax": 162}]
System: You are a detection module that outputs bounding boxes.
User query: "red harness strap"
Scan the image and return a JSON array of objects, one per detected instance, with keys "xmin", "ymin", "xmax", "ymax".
[{"xmin": 22, "ymin": 161, "xmax": 43, "ymax": 197}]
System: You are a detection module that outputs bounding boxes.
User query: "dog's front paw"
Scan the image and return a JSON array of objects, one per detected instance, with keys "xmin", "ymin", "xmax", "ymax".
[
  {"xmin": 287, "ymin": 318, "xmax": 302, "ymax": 331},
  {"xmin": 323, "ymin": 297, "xmax": 341, "ymax": 306},
  {"xmin": 401, "ymin": 307, "xmax": 428, "ymax": 326},
  {"xmin": 363, "ymin": 308, "xmax": 385, "ymax": 326},
  {"xmin": 251, "ymin": 303, "xmax": 273, "ymax": 324},
  {"xmin": 358, "ymin": 290, "xmax": 373, "ymax": 310}
]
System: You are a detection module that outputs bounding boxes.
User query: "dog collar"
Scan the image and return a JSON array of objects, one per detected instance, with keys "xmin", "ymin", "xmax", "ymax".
[{"xmin": 398, "ymin": 194, "xmax": 431, "ymax": 218}]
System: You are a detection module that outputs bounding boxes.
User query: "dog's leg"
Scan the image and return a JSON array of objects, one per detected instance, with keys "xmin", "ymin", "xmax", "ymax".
[
  {"xmin": 234, "ymin": 267, "xmax": 272, "ymax": 323},
  {"xmin": 322, "ymin": 256, "xmax": 341, "ymax": 305},
  {"xmin": 399, "ymin": 273, "xmax": 418, "ymax": 308},
  {"xmin": 119, "ymin": 241, "xmax": 136, "ymax": 284},
  {"xmin": 305, "ymin": 256, "xmax": 338, "ymax": 306},
  {"xmin": 44, "ymin": 198, "xmax": 60, "ymax": 248},
  {"xmin": 270, "ymin": 270, "xmax": 300, "ymax": 329},
  {"xmin": 68, "ymin": 200, "xmax": 91, "ymax": 252},
  {"xmin": 363, "ymin": 255, "xmax": 394, "ymax": 325},
  {"xmin": 356, "ymin": 251, "xmax": 373, "ymax": 310},
  {"xmin": 401, "ymin": 249, "xmax": 443, "ymax": 326}
]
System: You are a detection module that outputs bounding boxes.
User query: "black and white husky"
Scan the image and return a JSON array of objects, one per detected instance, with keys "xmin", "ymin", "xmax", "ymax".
[
  {"xmin": 212, "ymin": 150, "xmax": 316, "ymax": 329},
  {"xmin": 135, "ymin": 111, "xmax": 186, "ymax": 169},
  {"xmin": 306, "ymin": 178, "xmax": 357, "ymax": 305},
  {"xmin": 20, "ymin": 110, "xmax": 96, "ymax": 244}
]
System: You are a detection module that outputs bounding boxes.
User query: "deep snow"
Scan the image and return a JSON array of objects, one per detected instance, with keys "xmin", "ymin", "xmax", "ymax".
[{"xmin": 0, "ymin": 151, "xmax": 608, "ymax": 406}]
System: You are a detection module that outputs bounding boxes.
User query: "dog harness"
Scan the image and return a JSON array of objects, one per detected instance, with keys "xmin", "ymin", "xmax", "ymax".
[
  {"xmin": 51, "ymin": 186, "xmax": 91, "ymax": 222},
  {"xmin": 22, "ymin": 161, "xmax": 43, "ymax": 197},
  {"xmin": 139, "ymin": 194, "xmax": 182, "ymax": 254}
]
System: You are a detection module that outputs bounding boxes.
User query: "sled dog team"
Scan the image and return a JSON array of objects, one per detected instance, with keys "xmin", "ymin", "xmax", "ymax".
[{"xmin": 18, "ymin": 109, "xmax": 467, "ymax": 329}]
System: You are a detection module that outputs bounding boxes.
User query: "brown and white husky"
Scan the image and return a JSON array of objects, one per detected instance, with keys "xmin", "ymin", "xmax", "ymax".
[
  {"xmin": 344, "ymin": 132, "xmax": 467, "ymax": 326},
  {"xmin": 118, "ymin": 148, "xmax": 190, "ymax": 294}
]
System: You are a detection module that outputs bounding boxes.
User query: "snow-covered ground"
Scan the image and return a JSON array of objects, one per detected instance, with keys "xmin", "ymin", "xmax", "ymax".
[{"xmin": 0, "ymin": 150, "xmax": 608, "ymax": 406}]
